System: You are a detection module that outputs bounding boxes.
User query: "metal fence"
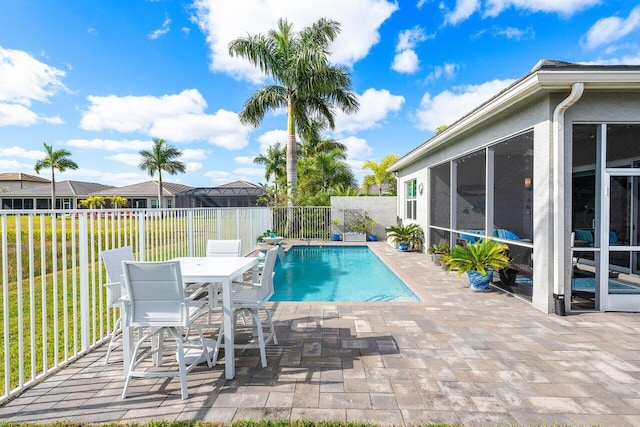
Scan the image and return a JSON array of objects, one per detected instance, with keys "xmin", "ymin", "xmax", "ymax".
[{"xmin": 0, "ymin": 206, "xmax": 331, "ymax": 403}]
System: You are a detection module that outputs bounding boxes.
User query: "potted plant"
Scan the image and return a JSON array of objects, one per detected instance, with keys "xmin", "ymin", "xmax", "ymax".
[
  {"xmin": 386, "ymin": 223, "xmax": 424, "ymax": 252},
  {"xmin": 441, "ymin": 239, "xmax": 510, "ymax": 291},
  {"xmin": 427, "ymin": 242, "xmax": 450, "ymax": 265},
  {"xmin": 330, "ymin": 219, "xmax": 342, "ymax": 241}
]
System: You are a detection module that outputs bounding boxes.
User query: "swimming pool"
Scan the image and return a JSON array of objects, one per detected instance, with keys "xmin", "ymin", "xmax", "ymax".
[{"xmin": 271, "ymin": 246, "xmax": 419, "ymax": 302}]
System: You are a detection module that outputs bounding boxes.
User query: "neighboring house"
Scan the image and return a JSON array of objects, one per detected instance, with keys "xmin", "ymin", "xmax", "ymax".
[
  {"xmin": 0, "ymin": 180, "xmax": 113, "ymax": 209},
  {"xmin": 90, "ymin": 180, "xmax": 193, "ymax": 208},
  {"xmin": 390, "ymin": 60, "xmax": 640, "ymax": 314},
  {"xmin": 176, "ymin": 181, "xmax": 266, "ymax": 208},
  {"xmin": 0, "ymin": 172, "xmax": 50, "ymax": 192}
]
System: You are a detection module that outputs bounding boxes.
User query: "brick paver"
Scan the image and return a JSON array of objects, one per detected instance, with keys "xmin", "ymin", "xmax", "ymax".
[{"xmin": 1, "ymin": 242, "xmax": 639, "ymax": 426}]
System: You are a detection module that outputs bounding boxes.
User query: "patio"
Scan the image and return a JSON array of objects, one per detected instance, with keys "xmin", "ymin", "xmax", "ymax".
[{"xmin": 1, "ymin": 242, "xmax": 639, "ymax": 426}]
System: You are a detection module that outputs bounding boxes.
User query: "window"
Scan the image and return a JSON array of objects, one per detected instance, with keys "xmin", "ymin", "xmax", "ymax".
[
  {"xmin": 167, "ymin": 199, "xmax": 172, "ymax": 208},
  {"xmin": 151, "ymin": 199, "xmax": 158, "ymax": 208},
  {"xmin": 405, "ymin": 179, "xmax": 417, "ymax": 219}
]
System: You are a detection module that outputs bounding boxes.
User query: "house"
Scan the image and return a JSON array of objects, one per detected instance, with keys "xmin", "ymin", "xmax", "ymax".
[
  {"xmin": 0, "ymin": 180, "xmax": 114, "ymax": 209},
  {"xmin": 0, "ymin": 172, "xmax": 50, "ymax": 191},
  {"xmin": 390, "ymin": 60, "xmax": 640, "ymax": 314},
  {"xmin": 175, "ymin": 181, "xmax": 266, "ymax": 207},
  {"xmin": 90, "ymin": 180, "xmax": 193, "ymax": 208}
]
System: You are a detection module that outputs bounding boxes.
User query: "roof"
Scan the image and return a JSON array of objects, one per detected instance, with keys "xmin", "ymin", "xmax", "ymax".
[
  {"xmin": 177, "ymin": 181, "xmax": 265, "ymax": 197},
  {"xmin": 0, "ymin": 181, "xmax": 113, "ymax": 197},
  {"xmin": 0, "ymin": 172, "xmax": 50, "ymax": 183},
  {"xmin": 90, "ymin": 180, "xmax": 193, "ymax": 197},
  {"xmin": 390, "ymin": 60, "xmax": 640, "ymax": 171}
]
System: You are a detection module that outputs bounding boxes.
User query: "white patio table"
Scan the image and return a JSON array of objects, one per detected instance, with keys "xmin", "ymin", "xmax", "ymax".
[{"xmin": 121, "ymin": 256, "xmax": 258, "ymax": 380}]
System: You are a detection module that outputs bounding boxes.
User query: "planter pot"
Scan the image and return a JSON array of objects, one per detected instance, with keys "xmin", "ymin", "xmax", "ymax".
[
  {"xmin": 398, "ymin": 241, "xmax": 409, "ymax": 251},
  {"xmin": 467, "ymin": 270, "xmax": 493, "ymax": 291},
  {"xmin": 367, "ymin": 234, "xmax": 377, "ymax": 242},
  {"xmin": 330, "ymin": 233, "xmax": 341, "ymax": 241},
  {"xmin": 430, "ymin": 254, "xmax": 442, "ymax": 265},
  {"xmin": 498, "ymin": 267, "xmax": 518, "ymax": 286}
]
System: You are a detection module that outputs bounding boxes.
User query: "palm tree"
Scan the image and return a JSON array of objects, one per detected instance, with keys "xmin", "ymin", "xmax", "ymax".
[
  {"xmin": 254, "ymin": 142, "xmax": 286, "ymax": 206},
  {"xmin": 229, "ymin": 17, "xmax": 359, "ymax": 204},
  {"xmin": 362, "ymin": 153, "xmax": 400, "ymax": 196},
  {"xmin": 34, "ymin": 142, "xmax": 79, "ymax": 209},
  {"xmin": 138, "ymin": 138, "xmax": 186, "ymax": 209}
]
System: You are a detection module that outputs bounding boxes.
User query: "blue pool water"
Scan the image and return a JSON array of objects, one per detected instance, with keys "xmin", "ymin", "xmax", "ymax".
[{"xmin": 271, "ymin": 246, "xmax": 419, "ymax": 302}]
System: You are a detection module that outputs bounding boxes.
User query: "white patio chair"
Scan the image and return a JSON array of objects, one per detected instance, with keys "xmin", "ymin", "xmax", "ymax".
[
  {"xmin": 187, "ymin": 239, "xmax": 243, "ymax": 318},
  {"xmin": 100, "ymin": 246, "xmax": 134, "ymax": 365},
  {"xmin": 217, "ymin": 247, "xmax": 278, "ymax": 368},
  {"xmin": 120, "ymin": 260, "xmax": 218, "ymax": 400}
]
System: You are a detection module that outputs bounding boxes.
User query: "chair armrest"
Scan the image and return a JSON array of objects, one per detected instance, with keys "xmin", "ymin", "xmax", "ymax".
[
  {"xmin": 103, "ymin": 281, "xmax": 121, "ymax": 289},
  {"xmin": 185, "ymin": 286, "xmax": 207, "ymax": 301}
]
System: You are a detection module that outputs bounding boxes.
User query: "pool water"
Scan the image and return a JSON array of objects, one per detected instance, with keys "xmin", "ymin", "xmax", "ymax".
[{"xmin": 271, "ymin": 246, "xmax": 419, "ymax": 302}]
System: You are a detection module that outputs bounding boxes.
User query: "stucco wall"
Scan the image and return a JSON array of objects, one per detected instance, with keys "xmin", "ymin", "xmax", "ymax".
[{"xmin": 330, "ymin": 196, "xmax": 397, "ymax": 239}]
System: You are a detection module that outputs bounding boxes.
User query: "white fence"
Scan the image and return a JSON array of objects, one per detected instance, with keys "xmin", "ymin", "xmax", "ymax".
[{"xmin": 0, "ymin": 206, "xmax": 331, "ymax": 403}]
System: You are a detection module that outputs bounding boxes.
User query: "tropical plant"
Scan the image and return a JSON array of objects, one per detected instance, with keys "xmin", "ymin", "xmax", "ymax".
[
  {"xmin": 298, "ymin": 119, "xmax": 347, "ymax": 158},
  {"xmin": 228, "ymin": 17, "xmax": 359, "ymax": 204},
  {"xmin": 362, "ymin": 153, "xmax": 399, "ymax": 196},
  {"xmin": 78, "ymin": 196, "xmax": 105, "ymax": 209},
  {"xmin": 138, "ymin": 138, "xmax": 186, "ymax": 209},
  {"xmin": 428, "ymin": 242, "xmax": 450, "ymax": 255},
  {"xmin": 442, "ymin": 239, "xmax": 510, "ymax": 277},
  {"xmin": 385, "ymin": 223, "xmax": 424, "ymax": 251},
  {"xmin": 34, "ymin": 142, "xmax": 79, "ymax": 209},
  {"xmin": 344, "ymin": 211, "xmax": 375, "ymax": 235},
  {"xmin": 105, "ymin": 196, "xmax": 128, "ymax": 208}
]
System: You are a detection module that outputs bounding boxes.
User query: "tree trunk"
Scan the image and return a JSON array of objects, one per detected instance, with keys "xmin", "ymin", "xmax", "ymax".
[
  {"xmin": 157, "ymin": 170, "xmax": 163, "ymax": 209},
  {"xmin": 286, "ymin": 99, "xmax": 297, "ymax": 206},
  {"xmin": 50, "ymin": 167, "xmax": 56, "ymax": 209}
]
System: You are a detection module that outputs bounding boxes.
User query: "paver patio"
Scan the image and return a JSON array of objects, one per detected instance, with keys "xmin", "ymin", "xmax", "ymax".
[{"xmin": 1, "ymin": 242, "xmax": 639, "ymax": 426}]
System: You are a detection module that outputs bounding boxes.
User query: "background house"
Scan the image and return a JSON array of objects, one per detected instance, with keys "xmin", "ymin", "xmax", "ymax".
[
  {"xmin": 0, "ymin": 180, "xmax": 113, "ymax": 209},
  {"xmin": 175, "ymin": 181, "xmax": 266, "ymax": 207},
  {"xmin": 0, "ymin": 172, "xmax": 50, "ymax": 192},
  {"xmin": 91, "ymin": 180, "xmax": 193, "ymax": 208}
]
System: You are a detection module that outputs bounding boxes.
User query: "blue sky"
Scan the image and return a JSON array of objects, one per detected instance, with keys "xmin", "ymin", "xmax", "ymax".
[{"xmin": 1, "ymin": 0, "xmax": 639, "ymax": 188}]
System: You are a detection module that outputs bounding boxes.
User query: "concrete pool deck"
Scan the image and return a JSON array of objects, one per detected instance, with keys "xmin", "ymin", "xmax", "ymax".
[{"xmin": 1, "ymin": 241, "xmax": 639, "ymax": 426}]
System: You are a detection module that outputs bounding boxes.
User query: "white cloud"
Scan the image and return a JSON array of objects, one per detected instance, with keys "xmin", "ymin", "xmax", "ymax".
[
  {"xmin": 415, "ymin": 78, "xmax": 515, "ymax": 131},
  {"xmin": 148, "ymin": 15, "xmax": 171, "ymax": 40},
  {"xmin": 0, "ymin": 146, "xmax": 45, "ymax": 160},
  {"xmin": 191, "ymin": 0, "xmax": 398, "ymax": 83},
  {"xmin": 339, "ymin": 136, "xmax": 373, "ymax": 159},
  {"xmin": 492, "ymin": 25, "xmax": 534, "ymax": 40},
  {"xmin": 235, "ymin": 156, "xmax": 255, "ymax": 165},
  {"xmin": 0, "ymin": 159, "xmax": 36, "ymax": 171},
  {"xmin": 0, "ymin": 47, "xmax": 67, "ymax": 126},
  {"xmin": 181, "ymin": 148, "xmax": 209, "ymax": 160},
  {"xmin": 80, "ymin": 89, "xmax": 252, "ymax": 149},
  {"xmin": 484, "ymin": 0, "xmax": 601, "ymax": 18},
  {"xmin": 257, "ymin": 129, "xmax": 288, "ymax": 154},
  {"xmin": 582, "ymin": 5, "xmax": 640, "ymax": 50},
  {"xmin": 108, "ymin": 153, "xmax": 141, "ymax": 167},
  {"xmin": 186, "ymin": 162, "xmax": 203, "ymax": 172},
  {"xmin": 425, "ymin": 62, "xmax": 459, "ymax": 82},
  {"xmin": 396, "ymin": 26, "xmax": 427, "ymax": 51},
  {"xmin": 65, "ymin": 138, "xmax": 153, "ymax": 151},
  {"xmin": 445, "ymin": 0, "xmax": 480, "ymax": 25},
  {"xmin": 60, "ymin": 168, "xmax": 149, "ymax": 187},
  {"xmin": 203, "ymin": 168, "xmax": 263, "ymax": 185},
  {"xmin": 392, "ymin": 50, "xmax": 420, "ymax": 74},
  {"xmin": 333, "ymin": 88, "xmax": 405, "ymax": 135}
]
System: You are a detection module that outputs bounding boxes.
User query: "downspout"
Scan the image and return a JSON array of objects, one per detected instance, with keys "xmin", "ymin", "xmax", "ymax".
[{"xmin": 552, "ymin": 82, "xmax": 584, "ymax": 313}]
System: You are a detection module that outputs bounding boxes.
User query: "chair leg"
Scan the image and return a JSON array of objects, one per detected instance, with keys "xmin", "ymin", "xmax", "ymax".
[
  {"xmin": 249, "ymin": 309, "xmax": 267, "ymax": 368},
  {"xmin": 122, "ymin": 327, "xmax": 163, "ymax": 399},
  {"xmin": 104, "ymin": 315, "xmax": 122, "ymax": 365},
  {"xmin": 263, "ymin": 308, "xmax": 277, "ymax": 345},
  {"xmin": 168, "ymin": 327, "xmax": 189, "ymax": 400}
]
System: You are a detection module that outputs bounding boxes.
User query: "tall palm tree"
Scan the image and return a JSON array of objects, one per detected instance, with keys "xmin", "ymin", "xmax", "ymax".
[
  {"xmin": 254, "ymin": 142, "xmax": 286, "ymax": 205},
  {"xmin": 34, "ymin": 142, "xmax": 79, "ymax": 209},
  {"xmin": 362, "ymin": 153, "xmax": 400, "ymax": 196},
  {"xmin": 229, "ymin": 17, "xmax": 359, "ymax": 204},
  {"xmin": 138, "ymin": 138, "xmax": 186, "ymax": 209}
]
